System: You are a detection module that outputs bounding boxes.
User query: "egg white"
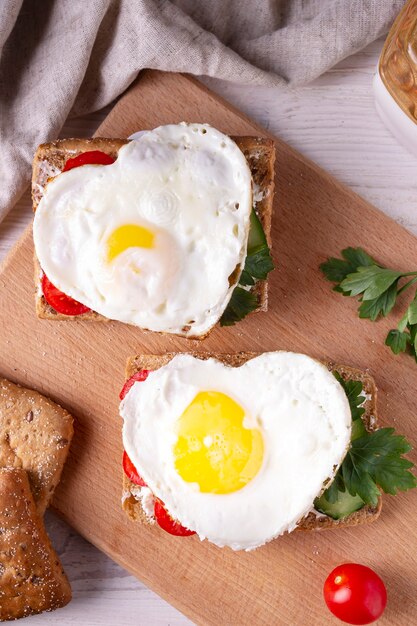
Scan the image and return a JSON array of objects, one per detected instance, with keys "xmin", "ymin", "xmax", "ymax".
[
  {"xmin": 33, "ymin": 123, "xmax": 252, "ymax": 337},
  {"xmin": 121, "ymin": 352, "xmax": 352, "ymax": 551}
]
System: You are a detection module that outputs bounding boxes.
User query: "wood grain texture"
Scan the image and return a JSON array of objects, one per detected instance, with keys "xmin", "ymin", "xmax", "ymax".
[{"xmin": 0, "ymin": 68, "xmax": 417, "ymax": 626}]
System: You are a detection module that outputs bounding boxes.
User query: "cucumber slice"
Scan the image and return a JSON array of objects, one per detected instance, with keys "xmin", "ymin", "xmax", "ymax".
[
  {"xmin": 247, "ymin": 209, "xmax": 267, "ymax": 254},
  {"xmin": 314, "ymin": 489, "xmax": 365, "ymax": 520}
]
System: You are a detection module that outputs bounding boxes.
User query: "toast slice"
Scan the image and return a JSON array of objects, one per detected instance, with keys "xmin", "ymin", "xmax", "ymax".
[
  {"xmin": 121, "ymin": 353, "xmax": 382, "ymax": 531},
  {"xmin": 0, "ymin": 468, "xmax": 71, "ymax": 621},
  {"xmin": 32, "ymin": 135, "xmax": 275, "ymax": 331},
  {"xmin": 0, "ymin": 378, "xmax": 74, "ymax": 516}
]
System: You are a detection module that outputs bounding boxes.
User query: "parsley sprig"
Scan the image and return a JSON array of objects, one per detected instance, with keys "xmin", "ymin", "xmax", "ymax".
[
  {"xmin": 221, "ymin": 210, "xmax": 274, "ymax": 326},
  {"xmin": 316, "ymin": 374, "xmax": 416, "ymax": 509},
  {"xmin": 385, "ymin": 293, "xmax": 417, "ymax": 361},
  {"xmin": 220, "ymin": 287, "xmax": 259, "ymax": 326},
  {"xmin": 321, "ymin": 247, "xmax": 417, "ymax": 360}
]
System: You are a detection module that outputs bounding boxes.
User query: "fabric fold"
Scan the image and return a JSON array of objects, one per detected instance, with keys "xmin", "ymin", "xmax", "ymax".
[{"xmin": 0, "ymin": 0, "xmax": 405, "ymax": 222}]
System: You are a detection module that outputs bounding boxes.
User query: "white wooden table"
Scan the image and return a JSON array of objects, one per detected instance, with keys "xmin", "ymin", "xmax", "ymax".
[{"xmin": 1, "ymin": 38, "xmax": 416, "ymax": 626}]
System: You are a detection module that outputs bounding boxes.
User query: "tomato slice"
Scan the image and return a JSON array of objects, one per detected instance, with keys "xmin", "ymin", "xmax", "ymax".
[
  {"xmin": 121, "ymin": 372, "xmax": 150, "ymax": 485},
  {"xmin": 120, "ymin": 371, "xmax": 194, "ymax": 537},
  {"xmin": 324, "ymin": 563, "xmax": 387, "ymax": 625},
  {"xmin": 119, "ymin": 370, "xmax": 150, "ymax": 401},
  {"xmin": 62, "ymin": 150, "xmax": 115, "ymax": 172},
  {"xmin": 122, "ymin": 450, "xmax": 147, "ymax": 487},
  {"xmin": 41, "ymin": 274, "xmax": 91, "ymax": 316},
  {"xmin": 154, "ymin": 499, "xmax": 196, "ymax": 537}
]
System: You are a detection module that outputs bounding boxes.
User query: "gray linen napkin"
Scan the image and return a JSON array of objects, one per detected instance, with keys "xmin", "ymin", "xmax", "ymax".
[{"xmin": 0, "ymin": 0, "xmax": 405, "ymax": 222}]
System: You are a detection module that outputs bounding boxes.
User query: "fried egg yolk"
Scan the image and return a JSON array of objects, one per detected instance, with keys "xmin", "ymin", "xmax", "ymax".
[
  {"xmin": 107, "ymin": 224, "xmax": 155, "ymax": 262},
  {"xmin": 174, "ymin": 391, "xmax": 264, "ymax": 494}
]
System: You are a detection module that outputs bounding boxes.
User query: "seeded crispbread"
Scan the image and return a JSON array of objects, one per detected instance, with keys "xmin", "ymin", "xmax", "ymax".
[
  {"xmin": 121, "ymin": 352, "xmax": 382, "ymax": 531},
  {"xmin": 0, "ymin": 468, "xmax": 71, "ymax": 621},
  {"xmin": 0, "ymin": 378, "xmax": 73, "ymax": 516},
  {"xmin": 32, "ymin": 135, "xmax": 275, "ymax": 333}
]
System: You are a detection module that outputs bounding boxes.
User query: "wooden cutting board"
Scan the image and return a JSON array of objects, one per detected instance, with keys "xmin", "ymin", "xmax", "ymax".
[{"xmin": 1, "ymin": 70, "xmax": 416, "ymax": 626}]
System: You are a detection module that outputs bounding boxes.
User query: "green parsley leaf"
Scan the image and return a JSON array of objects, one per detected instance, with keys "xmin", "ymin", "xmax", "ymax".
[
  {"xmin": 344, "ymin": 428, "xmax": 416, "ymax": 504},
  {"xmin": 341, "ymin": 247, "xmax": 376, "ymax": 268},
  {"xmin": 386, "ymin": 323, "xmax": 417, "ymax": 360},
  {"xmin": 409, "ymin": 323, "xmax": 417, "ymax": 341},
  {"xmin": 320, "ymin": 258, "xmax": 354, "ymax": 284},
  {"xmin": 407, "ymin": 298, "xmax": 417, "ymax": 325},
  {"xmin": 334, "ymin": 373, "xmax": 365, "ymax": 421},
  {"xmin": 341, "ymin": 266, "xmax": 402, "ymax": 300},
  {"xmin": 323, "ymin": 473, "xmax": 345, "ymax": 504},
  {"xmin": 358, "ymin": 280, "xmax": 398, "ymax": 320},
  {"xmin": 238, "ymin": 269, "xmax": 255, "ymax": 287},
  {"xmin": 320, "ymin": 247, "xmax": 376, "ymax": 283},
  {"xmin": 220, "ymin": 287, "xmax": 258, "ymax": 326},
  {"xmin": 221, "ymin": 208, "xmax": 274, "ymax": 326},
  {"xmin": 397, "ymin": 309, "xmax": 409, "ymax": 333},
  {"xmin": 321, "ymin": 247, "xmax": 417, "ymax": 360},
  {"xmin": 385, "ymin": 329, "xmax": 409, "ymax": 355},
  {"xmin": 398, "ymin": 294, "xmax": 417, "ymax": 330},
  {"xmin": 318, "ymin": 377, "xmax": 417, "ymax": 513},
  {"xmin": 243, "ymin": 245, "xmax": 274, "ymax": 280},
  {"xmin": 341, "ymin": 453, "xmax": 382, "ymax": 506},
  {"xmin": 386, "ymin": 291, "xmax": 417, "ymax": 358}
]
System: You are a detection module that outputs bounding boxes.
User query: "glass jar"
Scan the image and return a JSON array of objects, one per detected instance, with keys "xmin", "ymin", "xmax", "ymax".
[{"xmin": 374, "ymin": 0, "xmax": 417, "ymax": 156}]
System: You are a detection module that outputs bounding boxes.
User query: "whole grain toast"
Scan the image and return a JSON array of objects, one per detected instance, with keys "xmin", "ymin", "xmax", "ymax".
[
  {"xmin": 121, "ymin": 352, "xmax": 382, "ymax": 531},
  {"xmin": 0, "ymin": 378, "xmax": 73, "ymax": 516},
  {"xmin": 31, "ymin": 135, "xmax": 275, "ymax": 333},
  {"xmin": 0, "ymin": 468, "xmax": 71, "ymax": 621}
]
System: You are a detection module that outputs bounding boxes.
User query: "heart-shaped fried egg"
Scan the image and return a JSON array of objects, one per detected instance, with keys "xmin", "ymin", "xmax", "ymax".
[
  {"xmin": 121, "ymin": 353, "xmax": 352, "ymax": 551},
  {"xmin": 33, "ymin": 123, "xmax": 252, "ymax": 336}
]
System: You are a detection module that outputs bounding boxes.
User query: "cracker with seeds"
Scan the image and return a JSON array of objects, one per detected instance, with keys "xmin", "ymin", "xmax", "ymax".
[
  {"xmin": 0, "ymin": 468, "xmax": 71, "ymax": 621},
  {"xmin": 0, "ymin": 379, "xmax": 73, "ymax": 516}
]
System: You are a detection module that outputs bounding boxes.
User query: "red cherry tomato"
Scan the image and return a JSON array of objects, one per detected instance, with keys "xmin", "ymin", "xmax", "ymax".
[
  {"xmin": 154, "ymin": 499, "xmax": 196, "ymax": 537},
  {"xmin": 62, "ymin": 150, "xmax": 115, "ymax": 172},
  {"xmin": 122, "ymin": 450, "xmax": 147, "ymax": 487},
  {"xmin": 324, "ymin": 563, "xmax": 387, "ymax": 625},
  {"xmin": 119, "ymin": 370, "xmax": 150, "ymax": 401},
  {"xmin": 41, "ymin": 274, "xmax": 91, "ymax": 316}
]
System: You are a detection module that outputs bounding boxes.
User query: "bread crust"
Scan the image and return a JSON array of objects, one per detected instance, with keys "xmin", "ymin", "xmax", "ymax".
[
  {"xmin": 32, "ymin": 135, "xmax": 275, "ymax": 334},
  {"xmin": 0, "ymin": 468, "xmax": 71, "ymax": 621},
  {"xmin": 0, "ymin": 378, "xmax": 74, "ymax": 516},
  {"xmin": 121, "ymin": 352, "xmax": 382, "ymax": 533}
]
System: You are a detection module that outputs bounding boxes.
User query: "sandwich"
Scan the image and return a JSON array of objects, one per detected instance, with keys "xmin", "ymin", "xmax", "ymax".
[
  {"xmin": 31, "ymin": 123, "xmax": 275, "ymax": 338},
  {"xmin": 119, "ymin": 351, "xmax": 415, "ymax": 551}
]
